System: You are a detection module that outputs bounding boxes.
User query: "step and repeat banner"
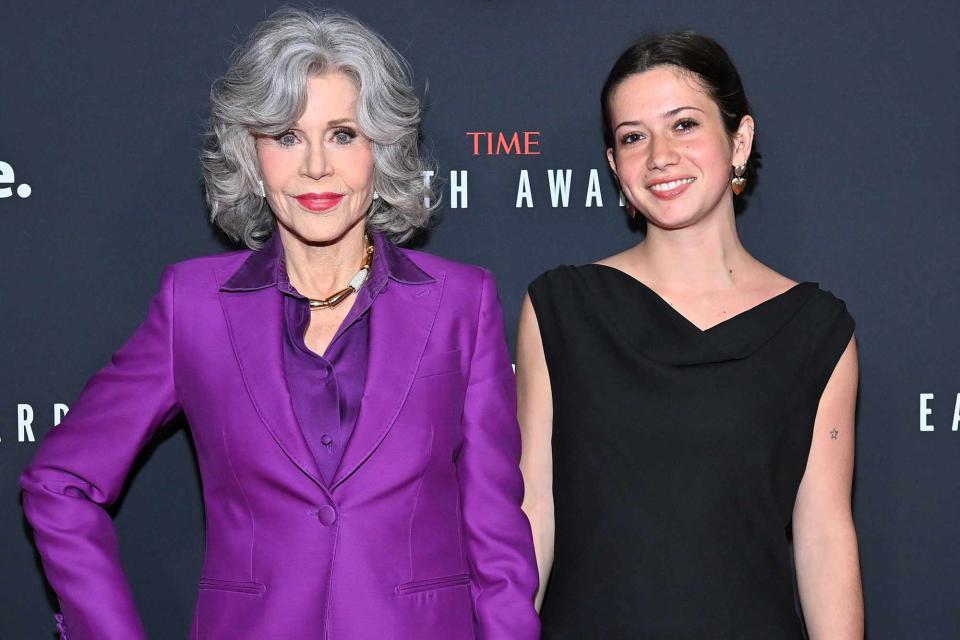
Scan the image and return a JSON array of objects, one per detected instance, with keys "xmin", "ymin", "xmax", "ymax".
[{"xmin": 2, "ymin": 1, "xmax": 957, "ymax": 637}]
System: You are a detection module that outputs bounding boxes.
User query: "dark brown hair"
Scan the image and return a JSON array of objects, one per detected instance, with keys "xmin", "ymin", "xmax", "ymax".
[{"xmin": 602, "ymin": 31, "xmax": 761, "ymax": 194}]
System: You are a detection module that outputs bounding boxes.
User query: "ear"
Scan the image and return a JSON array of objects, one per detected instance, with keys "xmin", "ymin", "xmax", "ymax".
[
  {"xmin": 606, "ymin": 147, "xmax": 618, "ymax": 177},
  {"xmin": 732, "ymin": 115, "xmax": 755, "ymax": 167}
]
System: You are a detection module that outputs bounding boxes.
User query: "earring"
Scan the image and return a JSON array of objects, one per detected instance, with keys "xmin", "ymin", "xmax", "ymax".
[
  {"xmin": 256, "ymin": 179, "xmax": 266, "ymax": 199},
  {"xmin": 731, "ymin": 164, "xmax": 747, "ymax": 195},
  {"xmin": 372, "ymin": 190, "xmax": 380, "ymax": 200},
  {"xmin": 625, "ymin": 202, "xmax": 637, "ymax": 219}
]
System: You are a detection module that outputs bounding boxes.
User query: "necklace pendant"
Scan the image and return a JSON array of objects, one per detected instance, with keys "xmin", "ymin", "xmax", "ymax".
[
  {"xmin": 308, "ymin": 298, "xmax": 329, "ymax": 310},
  {"xmin": 322, "ymin": 288, "xmax": 355, "ymax": 309},
  {"xmin": 306, "ymin": 234, "xmax": 374, "ymax": 311}
]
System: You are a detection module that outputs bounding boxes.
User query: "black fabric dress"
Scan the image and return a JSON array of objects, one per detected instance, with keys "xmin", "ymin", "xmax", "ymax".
[{"xmin": 528, "ymin": 264, "xmax": 855, "ymax": 640}]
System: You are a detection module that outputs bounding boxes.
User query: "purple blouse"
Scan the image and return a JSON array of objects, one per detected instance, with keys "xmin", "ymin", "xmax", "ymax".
[{"xmin": 229, "ymin": 231, "xmax": 404, "ymax": 485}]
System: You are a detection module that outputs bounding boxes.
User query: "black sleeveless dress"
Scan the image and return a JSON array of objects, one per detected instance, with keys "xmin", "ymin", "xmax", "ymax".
[{"xmin": 528, "ymin": 265, "xmax": 855, "ymax": 639}]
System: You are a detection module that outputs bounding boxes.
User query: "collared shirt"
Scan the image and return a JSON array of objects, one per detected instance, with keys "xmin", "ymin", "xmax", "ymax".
[{"xmin": 223, "ymin": 230, "xmax": 428, "ymax": 485}]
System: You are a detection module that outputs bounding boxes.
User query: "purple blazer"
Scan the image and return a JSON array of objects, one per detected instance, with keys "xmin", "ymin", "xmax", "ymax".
[{"xmin": 21, "ymin": 241, "xmax": 540, "ymax": 640}]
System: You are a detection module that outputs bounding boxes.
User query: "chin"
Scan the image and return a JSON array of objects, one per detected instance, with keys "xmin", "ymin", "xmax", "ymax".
[
  {"xmin": 647, "ymin": 217, "xmax": 698, "ymax": 231},
  {"xmin": 644, "ymin": 192, "xmax": 728, "ymax": 229},
  {"xmin": 639, "ymin": 204, "xmax": 697, "ymax": 230},
  {"xmin": 284, "ymin": 213, "xmax": 365, "ymax": 246}
]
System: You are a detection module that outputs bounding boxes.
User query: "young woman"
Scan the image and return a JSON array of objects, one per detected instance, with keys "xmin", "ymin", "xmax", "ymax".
[{"xmin": 518, "ymin": 32, "xmax": 863, "ymax": 639}]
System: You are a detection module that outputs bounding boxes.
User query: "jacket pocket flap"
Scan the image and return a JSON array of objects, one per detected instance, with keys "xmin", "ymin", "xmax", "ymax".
[
  {"xmin": 198, "ymin": 577, "xmax": 266, "ymax": 595},
  {"xmin": 395, "ymin": 573, "xmax": 471, "ymax": 595}
]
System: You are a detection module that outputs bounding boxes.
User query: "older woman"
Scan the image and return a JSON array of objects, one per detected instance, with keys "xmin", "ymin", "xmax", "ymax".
[{"xmin": 21, "ymin": 8, "xmax": 539, "ymax": 640}]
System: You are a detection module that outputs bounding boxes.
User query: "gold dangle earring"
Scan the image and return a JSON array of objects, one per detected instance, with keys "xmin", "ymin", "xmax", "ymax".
[{"xmin": 731, "ymin": 163, "xmax": 747, "ymax": 195}]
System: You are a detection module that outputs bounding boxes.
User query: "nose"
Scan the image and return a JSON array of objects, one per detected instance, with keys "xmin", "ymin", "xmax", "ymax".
[
  {"xmin": 301, "ymin": 141, "xmax": 331, "ymax": 181},
  {"xmin": 646, "ymin": 134, "xmax": 679, "ymax": 172}
]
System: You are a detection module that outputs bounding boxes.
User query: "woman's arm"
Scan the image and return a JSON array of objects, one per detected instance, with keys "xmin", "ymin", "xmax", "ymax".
[
  {"xmin": 455, "ymin": 270, "xmax": 540, "ymax": 639},
  {"xmin": 516, "ymin": 293, "xmax": 554, "ymax": 611},
  {"xmin": 792, "ymin": 336, "xmax": 864, "ymax": 639},
  {"xmin": 20, "ymin": 267, "xmax": 181, "ymax": 640}
]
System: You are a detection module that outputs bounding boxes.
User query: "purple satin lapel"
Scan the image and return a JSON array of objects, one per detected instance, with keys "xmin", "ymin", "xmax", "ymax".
[
  {"xmin": 332, "ymin": 275, "xmax": 444, "ymax": 488},
  {"xmin": 217, "ymin": 274, "xmax": 325, "ymax": 486}
]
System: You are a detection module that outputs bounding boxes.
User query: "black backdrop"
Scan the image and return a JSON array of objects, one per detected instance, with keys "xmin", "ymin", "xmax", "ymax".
[{"xmin": 2, "ymin": 1, "xmax": 958, "ymax": 638}]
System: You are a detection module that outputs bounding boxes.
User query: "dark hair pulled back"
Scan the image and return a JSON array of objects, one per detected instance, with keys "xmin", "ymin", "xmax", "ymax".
[{"xmin": 601, "ymin": 31, "xmax": 761, "ymax": 194}]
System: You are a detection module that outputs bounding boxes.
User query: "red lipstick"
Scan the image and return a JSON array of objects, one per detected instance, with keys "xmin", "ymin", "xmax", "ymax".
[{"xmin": 294, "ymin": 192, "xmax": 344, "ymax": 213}]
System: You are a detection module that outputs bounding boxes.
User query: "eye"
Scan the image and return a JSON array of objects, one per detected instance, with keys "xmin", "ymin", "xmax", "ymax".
[
  {"xmin": 331, "ymin": 127, "xmax": 358, "ymax": 145},
  {"xmin": 674, "ymin": 118, "xmax": 699, "ymax": 132},
  {"xmin": 273, "ymin": 131, "xmax": 299, "ymax": 148},
  {"xmin": 620, "ymin": 132, "xmax": 644, "ymax": 145}
]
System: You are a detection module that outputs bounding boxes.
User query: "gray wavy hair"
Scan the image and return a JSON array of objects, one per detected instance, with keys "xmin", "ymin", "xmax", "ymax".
[{"xmin": 201, "ymin": 8, "xmax": 434, "ymax": 248}]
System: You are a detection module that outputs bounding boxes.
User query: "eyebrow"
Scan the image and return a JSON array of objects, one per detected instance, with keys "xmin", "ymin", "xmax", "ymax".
[
  {"xmin": 614, "ymin": 105, "xmax": 705, "ymax": 131},
  {"xmin": 290, "ymin": 118, "xmax": 357, "ymax": 129}
]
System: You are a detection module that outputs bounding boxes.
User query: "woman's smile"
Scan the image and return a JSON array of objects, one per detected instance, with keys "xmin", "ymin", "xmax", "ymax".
[{"xmin": 647, "ymin": 176, "xmax": 696, "ymax": 200}]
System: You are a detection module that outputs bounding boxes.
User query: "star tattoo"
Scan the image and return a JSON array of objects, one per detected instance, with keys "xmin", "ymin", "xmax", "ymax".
[{"xmin": 830, "ymin": 428, "xmax": 839, "ymax": 440}]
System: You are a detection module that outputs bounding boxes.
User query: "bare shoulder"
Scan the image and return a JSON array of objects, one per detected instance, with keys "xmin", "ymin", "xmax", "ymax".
[{"xmin": 749, "ymin": 262, "xmax": 799, "ymax": 298}]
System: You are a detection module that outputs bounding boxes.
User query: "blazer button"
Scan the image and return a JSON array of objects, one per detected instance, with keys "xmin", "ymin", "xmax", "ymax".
[{"xmin": 317, "ymin": 505, "xmax": 337, "ymax": 526}]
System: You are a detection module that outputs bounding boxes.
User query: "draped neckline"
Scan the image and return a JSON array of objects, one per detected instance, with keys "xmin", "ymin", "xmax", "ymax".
[{"xmin": 581, "ymin": 264, "xmax": 819, "ymax": 366}]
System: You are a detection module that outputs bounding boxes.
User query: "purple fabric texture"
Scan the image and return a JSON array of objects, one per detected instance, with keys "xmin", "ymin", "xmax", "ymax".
[
  {"xmin": 20, "ymin": 238, "xmax": 540, "ymax": 639},
  {"xmin": 230, "ymin": 233, "xmax": 403, "ymax": 486}
]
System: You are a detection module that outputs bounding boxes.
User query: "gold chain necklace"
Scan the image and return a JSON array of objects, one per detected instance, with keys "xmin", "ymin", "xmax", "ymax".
[{"xmin": 306, "ymin": 235, "xmax": 374, "ymax": 310}]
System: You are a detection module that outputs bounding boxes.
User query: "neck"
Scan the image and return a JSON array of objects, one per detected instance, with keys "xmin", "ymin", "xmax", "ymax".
[
  {"xmin": 278, "ymin": 224, "xmax": 369, "ymax": 299},
  {"xmin": 634, "ymin": 200, "xmax": 756, "ymax": 293}
]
